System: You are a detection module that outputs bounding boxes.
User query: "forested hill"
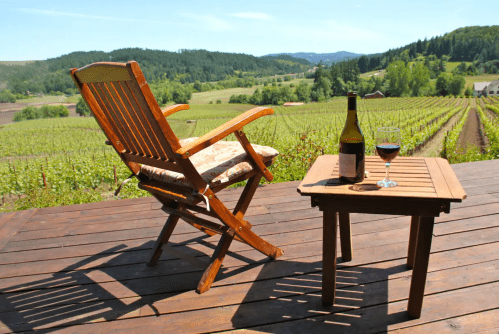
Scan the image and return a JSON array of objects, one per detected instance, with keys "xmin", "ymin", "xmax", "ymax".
[
  {"xmin": 0, "ymin": 48, "xmax": 310, "ymax": 94},
  {"xmin": 47, "ymin": 48, "xmax": 309, "ymax": 82},
  {"xmin": 356, "ymin": 25, "xmax": 499, "ymax": 73},
  {"xmin": 386, "ymin": 26, "xmax": 499, "ymax": 62}
]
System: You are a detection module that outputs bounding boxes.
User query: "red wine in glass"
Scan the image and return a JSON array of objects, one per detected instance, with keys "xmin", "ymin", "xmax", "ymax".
[
  {"xmin": 376, "ymin": 143, "xmax": 400, "ymax": 162},
  {"xmin": 376, "ymin": 128, "xmax": 401, "ymax": 188}
]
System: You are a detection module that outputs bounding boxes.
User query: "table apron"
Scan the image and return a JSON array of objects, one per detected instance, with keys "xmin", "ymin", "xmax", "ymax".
[{"xmin": 313, "ymin": 196, "xmax": 449, "ymax": 217}]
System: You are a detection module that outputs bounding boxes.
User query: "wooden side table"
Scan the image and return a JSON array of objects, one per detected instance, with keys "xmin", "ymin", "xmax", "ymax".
[{"xmin": 297, "ymin": 155, "xmax": 466, "ymax": 318}]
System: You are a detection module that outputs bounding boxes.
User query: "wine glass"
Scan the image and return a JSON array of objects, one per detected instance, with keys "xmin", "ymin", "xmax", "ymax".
[{"xmin": 376, "ymin": 127, "xmax": 401, "ymax": 188}]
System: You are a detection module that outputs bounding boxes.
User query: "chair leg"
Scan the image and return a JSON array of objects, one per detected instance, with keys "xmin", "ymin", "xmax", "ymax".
[
  {"xmin": 146, "ymin": 213, "xmax": 181, "ymax": 266},
  {"xmin": 196, "ymin": 231, "xmax": 235, "ymax": 294},
  {"xmin": 214, "ymin": 175, "xmax": 284, "ymax": 260},
  {"xmin": 233, "ymin": 175, "xmax": 261, "ymax": 221}
]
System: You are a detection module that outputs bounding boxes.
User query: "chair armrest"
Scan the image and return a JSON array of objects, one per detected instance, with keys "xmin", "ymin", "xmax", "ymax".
[
  {"xmin": 162, "ymin": 104, "xmax": 190, "ymax": 117},
  {"xmin": 176, "ymin": 106, "xmax": 274, "ymax": 158}
]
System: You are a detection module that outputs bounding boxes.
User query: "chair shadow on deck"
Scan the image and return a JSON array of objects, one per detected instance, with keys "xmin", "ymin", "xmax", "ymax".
[
  {"xmin": 0, "ymin": 233, "xmax": 266, "ymax": 333},
  {"xmin": 0, "ymin": 235, "xmax": 414, "ymax": 333},
  {"xmin": 230, "ymin": 257, "xmax": 411, "ymax": 333}
]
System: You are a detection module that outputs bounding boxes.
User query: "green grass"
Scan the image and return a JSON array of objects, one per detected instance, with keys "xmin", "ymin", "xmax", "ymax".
[
  {"xmin": 445, "ymin": 61, "xmax": 472, "ymax": 72},
  {"xmin": 190, "ymin": 87, "xmax": 261, "ymax": 104},
  {"xmin": 189, "ymin": 79, "xmax": 312, "ymax": 105},
  {"xmin": 360, "ymin": 69, "xmax": 386, "ymax": 79},
  {"xmin": 63, "ymin": 95, "xmax": 81, "ymax": 103},
  {"xmin": 0, "ymin": 94, "xmax": 80, "ymax": 106},
  {"xmin": 465, "ymin": 74, "xmax": 499, "ymax": 90}
]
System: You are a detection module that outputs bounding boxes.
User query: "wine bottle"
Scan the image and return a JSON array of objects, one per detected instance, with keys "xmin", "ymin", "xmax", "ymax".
[{"xmin": 339, "ymin": 92, "xmax": 365, "ymax": 183}]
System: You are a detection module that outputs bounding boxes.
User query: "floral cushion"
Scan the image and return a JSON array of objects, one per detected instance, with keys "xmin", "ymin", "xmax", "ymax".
[{"xmin": 140, "ymin": 137, "xmax": 279, "ymax": 188}]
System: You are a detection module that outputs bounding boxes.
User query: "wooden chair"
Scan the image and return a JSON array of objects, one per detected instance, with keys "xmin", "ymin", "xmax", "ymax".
[{"xmin": 70, "ymin": 61, "xmax": 283, "ymax": 293}]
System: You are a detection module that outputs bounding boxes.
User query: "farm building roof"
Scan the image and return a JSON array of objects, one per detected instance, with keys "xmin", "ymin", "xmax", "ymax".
[
  {"xmin": 473, "ymin": 82, "xmax": 491, "ymax": 91},
  {"xmin": 283, "ymin": 102, "xmax": 305, "ymax": 107}
]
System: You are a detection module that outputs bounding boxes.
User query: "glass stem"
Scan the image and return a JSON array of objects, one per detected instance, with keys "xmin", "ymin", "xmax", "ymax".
[{"xmin": 385, "ymin": 162, "xmax": 390, "ymax": 181}]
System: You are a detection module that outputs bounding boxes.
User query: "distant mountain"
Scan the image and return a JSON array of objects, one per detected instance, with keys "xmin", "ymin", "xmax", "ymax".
[{"xmin": 263, "ymin": 52, "xmax": 363, "ymax": 65}]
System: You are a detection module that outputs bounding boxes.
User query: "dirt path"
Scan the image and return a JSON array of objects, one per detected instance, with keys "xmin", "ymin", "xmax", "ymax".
[
  {"xmin": 414, "ymin": 107, "xmax": 465, "ymax": 157},
  {"xmin": 456, "ymin": 107, "xmax": 484, "ymax": 151}
]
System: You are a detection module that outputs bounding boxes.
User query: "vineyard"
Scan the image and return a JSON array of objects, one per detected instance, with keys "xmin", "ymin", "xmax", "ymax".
[{"xmin": 1, "ymin": 96, "xmax": 498, "ymax": 212}]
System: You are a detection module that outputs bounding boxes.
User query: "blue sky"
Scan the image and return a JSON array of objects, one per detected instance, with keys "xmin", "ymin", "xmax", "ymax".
[{"xmin": 1, "ymin": 0, "xmax": 498, "ymax": 61}]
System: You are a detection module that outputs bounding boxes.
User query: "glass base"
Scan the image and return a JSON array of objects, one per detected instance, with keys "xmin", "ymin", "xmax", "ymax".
[{"xmin": 377, "ymin": 179, "xmax": 398, "ymax": 188}]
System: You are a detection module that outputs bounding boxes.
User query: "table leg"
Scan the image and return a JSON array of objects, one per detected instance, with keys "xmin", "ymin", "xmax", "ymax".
[
  {"xmin": 407, "ymin": 216, "xmax": 420, "ymax": 269},
  {"xmin": 338, "ymin": 212, "xmax": 352, "ymax": 262},
  {"xmin": 408, "ymin": 216, "xmax": 434, "ymax": 319},
  {"xmin": 322, "ymin": 208, "xmax": 338, "ymax": 306}
]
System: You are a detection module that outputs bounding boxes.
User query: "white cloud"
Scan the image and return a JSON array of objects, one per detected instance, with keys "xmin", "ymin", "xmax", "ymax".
[
  {"xmin": 232, "ymin": 12, "xmax": 271, "ymax": 20},
  {"xmin": 14, "ymin": 8, "xmax": 179, "ymax": 27},
  {"xmin": 15, "ymin": 8, "xmax": 136, "ymax": 22},
  {"xmin": 182, "ymin": 13, "xmax": 231, "ymax": 32}
]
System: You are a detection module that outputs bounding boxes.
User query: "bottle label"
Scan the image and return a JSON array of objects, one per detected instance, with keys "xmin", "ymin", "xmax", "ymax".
[{"xmin": 339, "ymin": 153, "xmax": 356, "ymax": 177}]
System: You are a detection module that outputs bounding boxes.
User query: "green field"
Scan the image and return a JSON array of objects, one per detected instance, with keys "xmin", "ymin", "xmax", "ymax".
[
  {"xmin": 2, "ymin": 95, "xmax": 496, "ymax": 213},
  {"xmin": 0, "ymin": 95, "xmax": 77, "ymax": 106},
  {"xmin": 189, "ymin": 87, "xmax": 260, "ymax": 104},
  {"xmin": 360, "ymin": 69, "xmax": 386, "ymax": 79},
  {"xmin": 465, "ymin": 74, "xmax": 499, "ymax": 90}
]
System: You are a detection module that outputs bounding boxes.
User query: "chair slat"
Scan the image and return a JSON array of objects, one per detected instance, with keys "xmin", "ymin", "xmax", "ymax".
[
  {"xmin": 106, "ymin": 81, "xmax": 148, "ymax": 156},
  {"xmin": 113, "ymin": 81, "xmax": 157, "ymax": 158},
  {"xmin": 97, "ymin": 82, "xmax": 140, "ymax": 154},
  {"xmin": 77, "ymin": 82, "xmax": 126, "ymax": 154},
  {"xmin": 125, "ymin": 80, "xmax": 176, "ymax": 161},
  {"xmin": 127, "ymin": 61, "xmax": 182, "ymax": 154},
  {"xmin": 120, "ymin": 81, "xmax": 167, "ymax": 159},
  {"xmin": 88, "ymin": 82, "xmax": 132, "ymax": 152}
]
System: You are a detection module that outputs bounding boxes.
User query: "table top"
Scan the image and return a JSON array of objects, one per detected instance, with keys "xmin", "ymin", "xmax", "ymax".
[{"xmin": 298, "ymin": 155, "xmax": 467, "ymax": 204}]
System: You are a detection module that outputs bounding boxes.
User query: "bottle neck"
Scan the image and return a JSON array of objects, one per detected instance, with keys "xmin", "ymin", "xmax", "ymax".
[{"xmin": 346, "ymin": 109, "xmax": 359, "ymax": 126}]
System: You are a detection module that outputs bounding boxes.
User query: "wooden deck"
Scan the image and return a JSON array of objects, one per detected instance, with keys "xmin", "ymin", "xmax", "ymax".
[{"xmin": 1, "ymin": 159, "xmax": 499, "ymax": 333}]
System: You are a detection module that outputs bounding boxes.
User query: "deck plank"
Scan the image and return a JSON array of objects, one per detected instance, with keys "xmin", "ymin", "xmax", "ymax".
[
  {"xmin": 0, "ymin": 159, "xmax": 498, "ymax": 333},
  {"xmin": 0, "ymin": 209, "xmax": 37, "ymax": 251}
]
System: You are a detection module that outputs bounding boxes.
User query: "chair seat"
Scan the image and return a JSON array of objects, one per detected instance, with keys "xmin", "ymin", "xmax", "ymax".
[{"xmin": 140, "ymin": 137, "xmax": 279, "ymax": 188}]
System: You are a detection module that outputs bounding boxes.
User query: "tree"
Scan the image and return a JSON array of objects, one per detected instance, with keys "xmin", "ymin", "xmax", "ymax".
[
  {"xmin": 229, "ymin": 94, "xmax": 249, "ymax": 104},
  {"xmin": 410, "ymin": 62, "xmax": 430, "ymax": 96},
  {"xmin": 13, "ymin": 106, "xmax": 38, "ymax": 121},
  {"xmin": 416, "ymin": 39, "xmax": 423, "ymax": 54},
  {"xmin": 464, "ymin": 86, "xmax": 473, "ymax": 97},
  {"xmin": 311, "ymin": 76, "xmax": 332, "ymax": 101},
  {"xmin": 385, "ymin": 61, "xmax": 411, "ymax": 97},
  {"xmin": 76, "ymin": 97, "xmax": 91, "ymax": 116},
  {"xmin": 193, "ymin": 80, "xmax": 202, "ymax": 92},
  {"xmin": 250, "ymin": 88, "xmax": 263, "ymax": 105},
  {"xmin": 330, "ymin": 66, "xmax": 346, "ymax": 96},
  {"xmin": 295, "ymin": 81, "xmax": 311, "ymax": 103},
  {"xmin": 0, "ymin": 89, "xmax": 16, "ymax": 103},
  {"xmin": 357, "ymin": 56, "xmax": 370, "ymax": 73},
  {"xmin": 447, "ymin": 75, "xmax": 466, "ymax": 96},
  {"xmin": 435, "ymin": 73, "xmax": 450, "ymax": 96}
]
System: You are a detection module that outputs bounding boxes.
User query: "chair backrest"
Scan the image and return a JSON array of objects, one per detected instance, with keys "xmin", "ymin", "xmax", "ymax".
[{"xmin": 70, "ymin": 61, "xmax": 183, "ymax": 174}]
